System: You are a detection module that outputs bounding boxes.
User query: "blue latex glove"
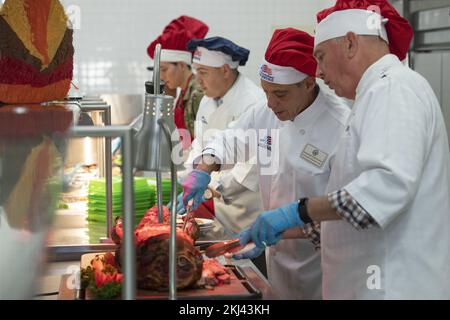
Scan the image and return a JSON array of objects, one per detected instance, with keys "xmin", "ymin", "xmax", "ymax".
[
  {"xmin": 233, "ymin": 246, "xmax": 264, "ymax": 260},
  {"xmin": 241, "ymin": 202, "xmax": 305, "ymax": 249},
  {"xmin": 232, "ymin": 227, "xmax": 264, "ymax": 260},
  {"xmin": 168, "ymin": 192, "xmax": 207, "ymax": 215},
  {"xmin": 167, "ymin": 193, "xmax": 184, "ymax": 215},
  {"xmin": 180, "ymin": 169, "xmax": 211, "ymax": 211}
]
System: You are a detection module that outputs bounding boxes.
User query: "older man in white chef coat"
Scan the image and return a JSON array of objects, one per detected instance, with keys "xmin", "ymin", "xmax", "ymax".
[
  {"xmin": 238, "ymin": 0, "xmax": 450, "ymax": 299},
  {"xmin": 176, "ymin": 37, "xmax": 265, "ymax": 239},
  {"xmin": 178, "ymin": 28, "xmax": 350, "ymax": 299}
]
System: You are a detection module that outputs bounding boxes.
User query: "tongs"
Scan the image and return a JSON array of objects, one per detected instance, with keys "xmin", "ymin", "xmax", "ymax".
[
  {"xmin": 204, "ymin": 227, "xmax": 304, "ymax": 258},
  {"xmin": 180, "ymin": 188, "xmax": 221, "ymax": 232},
  {"xmin": 181, "ymin": 199, "xmax": 194, "ymax": 232},
  {"xmin": 204, "ymin": 238, "xmax": 255, "ymax": 258}
]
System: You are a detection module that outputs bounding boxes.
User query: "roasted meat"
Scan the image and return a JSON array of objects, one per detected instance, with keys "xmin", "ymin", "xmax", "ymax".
[
  {"xmin": 112, "ymin": 205, "xmax": 200, "ymax": 243},
  {"xmin": 179, "ymin": 214, "xmax": 200, "ymax": 241},
  {"xmin": 198, "ymin": 259, "xmax": 232, "ymax": 289},
  {"xmin": 134, "ymin": 231, "xmax": 203, "ymax": 290},
  {"xmin": 112, "ymin": 205, "xmax": 203, "ymax": 291},
  {"xmin": 137, "ymin": 205, "xmax": 171, "ymax": 226}
]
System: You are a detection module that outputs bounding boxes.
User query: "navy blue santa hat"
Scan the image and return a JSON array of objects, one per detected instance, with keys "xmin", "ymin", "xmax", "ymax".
[{"xmin": 187, "ymin": 37, "xmax": 250, "ymax": 68}]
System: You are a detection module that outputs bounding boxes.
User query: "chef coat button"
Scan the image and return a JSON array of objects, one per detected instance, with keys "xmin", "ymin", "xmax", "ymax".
[{"xmin": 299, "ymin": 129, "xmax": 305, "ymax": 135}]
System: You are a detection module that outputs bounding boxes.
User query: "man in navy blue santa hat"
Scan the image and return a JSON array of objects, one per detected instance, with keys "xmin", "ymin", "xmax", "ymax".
[{"xmin": 176, "ymin": 36, "xmax": 266, "ymax": 243}]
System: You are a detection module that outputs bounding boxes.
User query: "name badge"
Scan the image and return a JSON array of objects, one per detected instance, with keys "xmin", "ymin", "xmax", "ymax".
[{"xmin": 300, "ymin": 144, "xmax": 328, "ymax": 168}]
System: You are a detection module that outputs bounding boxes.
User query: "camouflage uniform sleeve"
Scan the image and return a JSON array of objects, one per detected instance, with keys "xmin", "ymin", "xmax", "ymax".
[{"xmin": 184, "ymin": 78, "xmax": 204, "ymax": 139}]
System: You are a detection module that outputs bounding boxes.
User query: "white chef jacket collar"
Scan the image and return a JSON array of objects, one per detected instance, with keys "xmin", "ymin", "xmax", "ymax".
[
  {"xmin": 218, "ymin": 73, "xmax": 243, "ymax": 107},
  {"xmin": 355, "ymin": 54, "xmax": 400, "ymax": 98},
  {"xmin": 290, "ymin": 88, "xmax": 325, "ymax": 128}
]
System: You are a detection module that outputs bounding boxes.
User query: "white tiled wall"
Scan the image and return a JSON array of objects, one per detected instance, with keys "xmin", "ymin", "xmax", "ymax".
[
  {"xmin": 59, "ymin": 0, "xmax": 335, "ymax": 96},
  {"xmin": 410, "ymin": 0, "xmax": 450, "ymax": 12}
]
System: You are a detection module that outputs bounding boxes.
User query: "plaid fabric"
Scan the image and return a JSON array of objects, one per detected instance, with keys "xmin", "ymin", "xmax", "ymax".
[
  {"xmin": 328, "ymin": 189, "xmax": 378, "ymax": 230},
  {"xmin": 303, "ymin": 222, "xmax": 321, "ymax": 250}
]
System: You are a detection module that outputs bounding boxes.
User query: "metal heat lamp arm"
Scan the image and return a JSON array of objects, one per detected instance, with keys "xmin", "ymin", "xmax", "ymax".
[
  {"xmin": 157, "ymin": 118, "xmax": 178, "ymax": 301},
  {"xmin": 153, "ymin": 44, "xmax": 165, "ymax": 225},
  {"xmin": 153, "ymin": 43, "xmax": 178, "ymax": 300}
]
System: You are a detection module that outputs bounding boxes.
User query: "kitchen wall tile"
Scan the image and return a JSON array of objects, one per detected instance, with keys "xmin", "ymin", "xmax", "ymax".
[{"xmin": 60, "ymin": 0, "xmax": 335, "ymax": 95}]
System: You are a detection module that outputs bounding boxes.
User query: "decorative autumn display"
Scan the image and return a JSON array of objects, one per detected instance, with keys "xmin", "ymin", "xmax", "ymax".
[{"xmin": 0, "ymin": 0, "xmax": 74, "ymax": 104}]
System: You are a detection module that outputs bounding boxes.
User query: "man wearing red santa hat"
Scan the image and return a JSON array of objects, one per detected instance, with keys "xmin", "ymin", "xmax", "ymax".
[
  {"xmin": 175, "ymin": 36, "xmax": 266, "ymax": 242},
  {"xmin": 239, "ymin": 0, "xmax": 450, "ymax": 299},
  {"xmin": 147, "ymin": 16, "xmax": 208, "ymax": 145},
  {"xmin": 178, "ymin": 28, "xmax": 350, "ymax": 299}
]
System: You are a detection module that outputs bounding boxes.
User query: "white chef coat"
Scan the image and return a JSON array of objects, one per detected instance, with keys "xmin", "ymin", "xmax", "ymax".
[
  {"xmin": 323, "ymin": 54, "xmax": 450, "ymax": 299},
  {"xmin": 204, "ymin": 89, "xmax": 350, "ymax": 299},
  {"xmin": 181, "ymin": 73, "xmax": 266, "ymax": 238}
]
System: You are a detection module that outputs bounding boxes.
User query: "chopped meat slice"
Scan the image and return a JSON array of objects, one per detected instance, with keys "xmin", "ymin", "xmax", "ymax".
[{"xmin": 197, "ymin": 259, "xmax": 232, "ymax": 288}]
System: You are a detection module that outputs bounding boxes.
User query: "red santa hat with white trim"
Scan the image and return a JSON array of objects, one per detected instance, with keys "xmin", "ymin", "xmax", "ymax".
[
  {"xmin": 260, "ymin": 28, "xmax": 317, "ymax": 85},
  {"xmin": 147, "ymin": 15, "xmax": 209, "ymax": 65},
  {"xmin": 314, "ymin": 0, "xmax": 413, "ymax": 61}
]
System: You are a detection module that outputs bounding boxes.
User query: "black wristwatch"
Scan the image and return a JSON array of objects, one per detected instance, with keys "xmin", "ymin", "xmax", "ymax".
[{"xmin": 298, "ymin": 197, "xmax": 313, "ymax": 224}]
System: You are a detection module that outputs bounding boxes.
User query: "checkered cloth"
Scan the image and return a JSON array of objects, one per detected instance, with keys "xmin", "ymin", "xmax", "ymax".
[
  {"xmin": 328, "ymin": 189, "xmax": 378, "ymax": 230},
  {"xmin": 303, "ymin": 222, "xmax": 321, "ymax": 250}
]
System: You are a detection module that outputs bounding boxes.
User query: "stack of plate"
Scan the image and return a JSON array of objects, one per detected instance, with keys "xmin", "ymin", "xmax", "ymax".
[
  {"xmin": 146, "ymin": 178, "xmax": 182, "ymax": 206},
  {"xmin": 87, "ymin": 177, "xmax": 153, "ymax": 242},
  {"xmin": 86, "ymin": 177, "xmax": 182, "ymax": 243}
]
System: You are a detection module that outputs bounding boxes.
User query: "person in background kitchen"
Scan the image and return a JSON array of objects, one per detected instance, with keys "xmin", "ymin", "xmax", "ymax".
[
  {"xmin": 176, "ymin": 36, "xmax": 265, "ymax": 244},
  {"xmin": 239, "ymin": 0, "xmax": 450, "ymax": 299},
  {"xmin": 147, "ymin": 15, "xmax": 208, "ymax": 148},
  {"xmin": 177, "ymin": 28, "xmax": 350, "ymax": 299}
]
